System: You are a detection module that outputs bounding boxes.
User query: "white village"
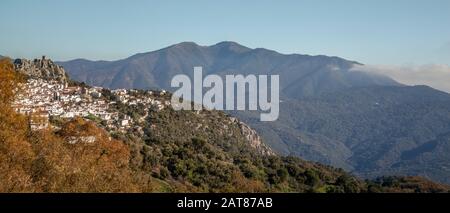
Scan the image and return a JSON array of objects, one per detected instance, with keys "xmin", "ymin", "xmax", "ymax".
[{"xmin": 11, "ymin": 56, "xmax": 171, "ymax": 132}]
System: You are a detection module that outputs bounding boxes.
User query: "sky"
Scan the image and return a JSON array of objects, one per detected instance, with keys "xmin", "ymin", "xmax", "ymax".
[{"xmin": 1, "ymin": 0, "xmax": 449, "ymax": 65}]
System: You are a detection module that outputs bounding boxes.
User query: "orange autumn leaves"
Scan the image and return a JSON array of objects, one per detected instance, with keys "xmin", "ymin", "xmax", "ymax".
[
  {"xmin": 0, "ymin": 58, "xmax": 34, "ymax": 191},
  {"xmin": 0, "ymin": 59, "xmax": 152, "ymax": 192}
]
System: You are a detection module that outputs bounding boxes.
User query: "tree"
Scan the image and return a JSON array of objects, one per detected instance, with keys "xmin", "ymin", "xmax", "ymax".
[
  {"xmin": 335, "ymin": 175, "xmax": 361, "ymax": 193},
  {"xmin": 0, "ymin": 59, "xmax": 35, "ymax": 192},
  {"xmin": 304, "ymin": 169, "xmax": 320, "ymax": 187}
]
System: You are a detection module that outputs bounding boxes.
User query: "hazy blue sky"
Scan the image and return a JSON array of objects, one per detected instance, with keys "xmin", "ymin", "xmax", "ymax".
[{"xmin": 1, "ymin": 0, "xmax": 449, "ymax": 65}]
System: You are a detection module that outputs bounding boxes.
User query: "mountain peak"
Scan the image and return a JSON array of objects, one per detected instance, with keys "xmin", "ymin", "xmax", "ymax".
[
  {"xmin": 210, "ymin": 41, "xmax": 251, "ymax": 53},
  {"xmin": 170, "ymin": 41, "xmax": 251, "ymax": 51},
  {"xmin": 213, "ymin": 41, "xmax": 245, "ymax": 47},
  {"xmin": 172, "ymin": 41, "xmax": 201, "ymax": 48}
]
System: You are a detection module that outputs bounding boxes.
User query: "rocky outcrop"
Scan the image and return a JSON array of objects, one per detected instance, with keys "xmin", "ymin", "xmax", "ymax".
[
  {"xmin": 230, "ymin": 117, "xmax": 275, "ymax": 156},
  {"xmin": 14, "ymin": 56, "xmax": 68, "ymax": 83}
]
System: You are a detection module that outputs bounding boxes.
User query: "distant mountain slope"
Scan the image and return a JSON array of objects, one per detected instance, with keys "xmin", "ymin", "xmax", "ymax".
[
  {"xmin": 58, "ymin": 41, "xmax": 399, "ymax": 97},
  {"xmin": 57, "ymin": 41, "xmax": 450, "ymax": 184},
  {"xmin": 233, "ymin": 85, "xmax": 450, "ymax": 183}
]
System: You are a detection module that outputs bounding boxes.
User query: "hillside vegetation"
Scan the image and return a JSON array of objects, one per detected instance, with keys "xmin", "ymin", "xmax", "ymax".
[{"xmin": 1, "ymin": 59, "xmax": 449, "ymax": 192}]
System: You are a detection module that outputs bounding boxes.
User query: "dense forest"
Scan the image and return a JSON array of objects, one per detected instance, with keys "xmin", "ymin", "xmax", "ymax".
[{"xmin": 1, "ymin": 58, "xmax": 449, "ymax": 192}]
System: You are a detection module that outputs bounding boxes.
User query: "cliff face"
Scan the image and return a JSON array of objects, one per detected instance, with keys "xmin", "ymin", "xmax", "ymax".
[
  {"xmin": 229, "ymin": 117, "xmax": 274, "ymax": 156},
  {"xmin": 14, "ymin": 56, "xmax": 68, "ymax": 83}
]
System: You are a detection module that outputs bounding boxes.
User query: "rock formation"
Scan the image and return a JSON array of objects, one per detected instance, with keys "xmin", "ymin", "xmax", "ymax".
[
  {"xmin": 14, "ymin": 56, "xmax": 68, "ymax": 83},
  {"xmin": 230, "ymin": 117, "xmax": 275, "ymax": 156}
]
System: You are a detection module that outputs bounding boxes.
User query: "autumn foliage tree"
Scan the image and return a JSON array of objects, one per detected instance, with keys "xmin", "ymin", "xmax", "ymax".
[
  {"xmin": 0, "ymin": 58, "xmax": 35, "ymax": 192},
  {"xmin": 29, "ymin": 118, "xmax": 155, "ymax": 192}
]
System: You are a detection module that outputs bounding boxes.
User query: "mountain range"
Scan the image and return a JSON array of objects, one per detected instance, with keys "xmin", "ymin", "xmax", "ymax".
[
  {"xmin": 58, "ymin": 41, "xmax": 399, "ymax": 97},
  {"xmin": 57, "ymin": 41, "xmax": 450, "ymax": 184}
]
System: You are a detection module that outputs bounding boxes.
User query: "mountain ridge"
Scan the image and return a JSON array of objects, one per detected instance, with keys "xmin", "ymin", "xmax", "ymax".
[
  {"xmin": 58, "ymin": 41, "xmax": 396, "ymax": 96},
  {"xmin": 83, "ymin": 41, "xmax": 362, "ymax": 62}
]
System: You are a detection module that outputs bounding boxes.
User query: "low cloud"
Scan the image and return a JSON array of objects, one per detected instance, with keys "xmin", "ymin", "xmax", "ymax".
[{"xmin": 351, "ymin": 64, "xmax": 450, "ymax": 93}]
